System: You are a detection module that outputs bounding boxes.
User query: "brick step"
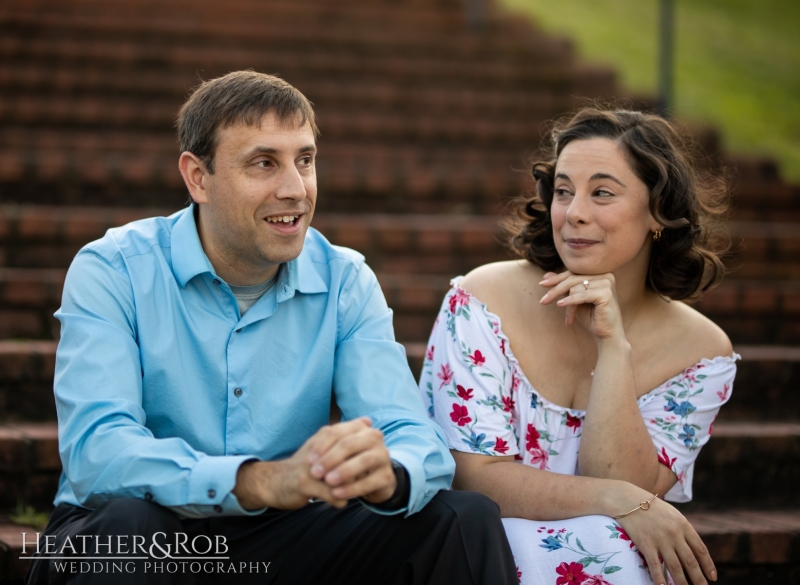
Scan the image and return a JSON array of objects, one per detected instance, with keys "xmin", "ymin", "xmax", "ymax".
[
  {"xmin": 0, "ymin": 32, "xmax": 591, "ymax": 92},
  {"xmin": 0, "ymin": 416, "xmax": 797, "ymax": 513},
  {"xmin": 0, "ymin": 81, "xmax": 573, "ymax": 130},
  {"xmin": 3, "ymin": 265, "xmax": 800, "ymax": 344},
  {"xmin": 1, "ymin": 511, "xmax": 798, "ymax": 582},
  {"xmin": 2, "ymin": 339, "xmax": 798, "ymax": 423},
  {"xmin": 0, "ymin": 9, "xmax": 576, "ymax": 62}
]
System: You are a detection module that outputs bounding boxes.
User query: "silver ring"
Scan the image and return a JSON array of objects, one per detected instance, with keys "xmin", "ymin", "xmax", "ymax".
[{"xmin": 583, "ymin": 280, "xmax": 590, "ymax": 291}]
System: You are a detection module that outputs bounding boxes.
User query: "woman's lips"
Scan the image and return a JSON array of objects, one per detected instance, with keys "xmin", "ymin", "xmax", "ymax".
[{"xmin": 565, "ymin": 238, "xmax": 598, "ymax": 250}]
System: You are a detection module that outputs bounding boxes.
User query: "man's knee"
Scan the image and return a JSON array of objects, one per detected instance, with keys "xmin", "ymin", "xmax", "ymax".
[
  {"xmin": 87, "ymin": 498, "xmax": 182, "ymax": 537},
  {"xmin": 433, "ymin": 489, "xmax": 501, "ymax": 517}
]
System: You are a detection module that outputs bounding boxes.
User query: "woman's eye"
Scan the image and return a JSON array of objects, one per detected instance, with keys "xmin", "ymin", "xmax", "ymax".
[
  {"xmin": 554, "ymin": 188, "xmax": 571, "ymax": 197},
  {"xmin": 594, "ymin": 189, "xmax": 613, "ymax": 197}
]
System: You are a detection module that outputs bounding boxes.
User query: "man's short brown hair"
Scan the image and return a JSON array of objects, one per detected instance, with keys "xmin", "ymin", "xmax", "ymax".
[{"xmin": 176, "ymin": 70, "xmax": 319, "ymax": 173}]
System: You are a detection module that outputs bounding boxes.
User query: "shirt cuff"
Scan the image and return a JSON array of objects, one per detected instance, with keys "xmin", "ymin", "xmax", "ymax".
[{"xmin": 182, "ymin": 455, "xmax": 266, "ymax": 517}]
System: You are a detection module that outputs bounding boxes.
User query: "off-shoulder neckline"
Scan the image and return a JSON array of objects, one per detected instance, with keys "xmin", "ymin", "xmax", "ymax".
[{"xmin": 448, "ymin": 277, "xmax": 740, "ymax": 417}]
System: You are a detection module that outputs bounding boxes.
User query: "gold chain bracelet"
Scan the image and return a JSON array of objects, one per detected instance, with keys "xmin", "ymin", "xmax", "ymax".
[{"xmin": 613, "ymin": 493, "xmax": 659, "ymax": 519}]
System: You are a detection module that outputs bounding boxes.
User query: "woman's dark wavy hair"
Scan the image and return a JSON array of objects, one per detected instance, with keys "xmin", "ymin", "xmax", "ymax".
[{"xmin": 506, "ymin": 108, "xmax": 730, "ymax": 301}]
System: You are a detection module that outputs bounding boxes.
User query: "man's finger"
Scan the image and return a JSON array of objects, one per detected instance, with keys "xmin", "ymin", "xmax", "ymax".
[
  {"xmin": 311, "ymin": 427, "xmax": 385, "ymax": 479},
  {"xmin": 323, "ymin": 448, "xmax": 388, "ymax": 487},
  {"xmin": 306, "ymin": 417, "xmax": 372, "ymax": 464}
]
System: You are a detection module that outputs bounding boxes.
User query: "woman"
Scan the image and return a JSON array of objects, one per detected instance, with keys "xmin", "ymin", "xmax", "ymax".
[{"xmin": 419, "ymin": 108, "xmax": 737, "ymax": 585}]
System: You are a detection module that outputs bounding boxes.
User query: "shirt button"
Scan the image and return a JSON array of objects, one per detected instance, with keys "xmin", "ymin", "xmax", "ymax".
[
  {"xmin": 235, "ymin": 329, "xmax": 241, "ymax": 334},
  {"xmin": 214, "ymin": 505, "xmax": 223, "ymax": 514},
  {"xmin": 208, "ymin": 489, "xmax": 216, "ymax": 499},
  {"xmin": 144, "ymin": 492, "xmax": 153, "ymax": 501},
  {"xmin": 234, "ymin": 388, "xmax": 243, "ymax": 397},
  {"xmin": 213, "ymin": 279, "xmax": 221, "ymax": 285}
]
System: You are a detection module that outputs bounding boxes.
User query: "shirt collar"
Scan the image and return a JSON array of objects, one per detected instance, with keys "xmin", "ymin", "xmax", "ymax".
[{"xmin": 171, "ymin": 205, "xmax": 328, "ymax": 296}]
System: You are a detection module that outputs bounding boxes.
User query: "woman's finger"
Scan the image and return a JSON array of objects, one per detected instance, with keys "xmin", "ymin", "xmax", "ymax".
[
  {"xmin": 539, "ymin": 270, "xmax": 573, "ymax": 286},
  {"xmin": 685, "ymin": 529, "xmax": 716, "ymax": 582},
  {"xmin": 555, "ymin": 289, "xmax": 609, "ymax": 307},
  {"xmin": 641, "ymin": 545, "xmax": 667, "ymax": 585},
  {"xmin": 662, "ymin": 549, "xmax": 689, "ymax": 585},
  {"xmin": 675, "ymin": 540, "xmax": 708, "ymax": 585}
]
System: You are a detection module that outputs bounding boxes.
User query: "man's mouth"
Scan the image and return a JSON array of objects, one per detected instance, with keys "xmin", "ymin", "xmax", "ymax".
[{"xmin": 265, "ymin": 215, "xmax": 300, "ymax": 225}]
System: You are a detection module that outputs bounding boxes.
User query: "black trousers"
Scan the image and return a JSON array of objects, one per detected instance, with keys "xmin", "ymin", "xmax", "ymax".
[{"xmin": 26, "ymin": 491, "xmax": 518, "ymax": 585}]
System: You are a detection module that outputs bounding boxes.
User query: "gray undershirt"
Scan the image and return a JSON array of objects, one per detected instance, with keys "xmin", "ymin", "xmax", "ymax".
[{"xmin": 229, "ymin": 271, "xmax": 279, "ymax": 315}]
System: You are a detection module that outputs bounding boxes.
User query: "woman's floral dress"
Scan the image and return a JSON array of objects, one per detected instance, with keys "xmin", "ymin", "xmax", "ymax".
[{"xmin": 419, "ymin": 280, "xmax": 738, "ymax": 585}]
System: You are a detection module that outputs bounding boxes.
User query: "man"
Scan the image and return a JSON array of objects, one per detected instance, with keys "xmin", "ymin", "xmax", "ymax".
[{"xmin": 27, "ymin": 71, "xmax": 518, "ymax": 584}]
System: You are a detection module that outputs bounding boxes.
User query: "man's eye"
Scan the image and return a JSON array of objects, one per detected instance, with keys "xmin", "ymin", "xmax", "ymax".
[
  {"xmin": 257, "ymin": 160, "xmax": 272, "ymax": 168},
  {"xmin": 299, "ymin": 156, "xmax": 313, "ymax": 165}
]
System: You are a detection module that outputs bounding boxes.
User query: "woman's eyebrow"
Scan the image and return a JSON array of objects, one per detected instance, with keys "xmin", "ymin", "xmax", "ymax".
[
  {"xmin": 554, "ymin": 173, "xmax": 571, "ymax": 182},
  {"xmin": 589, "ymin": 172, "xmax": 627, "ymax": 187}
]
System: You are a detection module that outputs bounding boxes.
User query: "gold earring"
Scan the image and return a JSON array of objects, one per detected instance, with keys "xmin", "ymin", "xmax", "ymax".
[{"xmin": 653, "ymin": 230, "xmax": 662, "ymax": 241}]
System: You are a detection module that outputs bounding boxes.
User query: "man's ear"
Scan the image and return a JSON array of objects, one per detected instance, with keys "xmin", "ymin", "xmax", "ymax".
[{"xmin": 178, "ymin": 151, "xmax": 210, "ymax": 204}]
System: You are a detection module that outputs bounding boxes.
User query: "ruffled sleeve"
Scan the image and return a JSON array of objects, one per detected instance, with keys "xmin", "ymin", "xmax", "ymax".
[
  {"xmin": 639, "ymin": 355, "xmax": 739, "ymax": 502},
  {"xmin": 418, "ymin": 281, "xmax": 520, "ymax": 457}
]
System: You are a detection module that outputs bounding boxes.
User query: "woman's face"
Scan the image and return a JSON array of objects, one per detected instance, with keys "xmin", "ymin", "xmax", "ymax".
[{"xmin": 551, "ymin": 137, "xmax": 660, "ymax": 276}]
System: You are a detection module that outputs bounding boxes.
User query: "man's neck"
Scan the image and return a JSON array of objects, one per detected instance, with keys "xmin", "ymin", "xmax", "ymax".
[{"xmin": 194, "ymin": 205, "xmax": 280, "ymax": 286}]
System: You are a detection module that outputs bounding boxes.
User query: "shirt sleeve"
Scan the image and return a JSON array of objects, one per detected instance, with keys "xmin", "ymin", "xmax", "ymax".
[
  {"xmin": 331, "ymin": 260, "xmax": 455, "ymax": 517},
  {"xmin": 420, "ymin": 284, "xmax": 519, "ymax": 458},
  {"xmin": 55, "ymin": 250, "xmax": 264, "ymax": 518},
  {"xmin": 640, "ymin": 356, "xmax": 738, "ymax": 502}
]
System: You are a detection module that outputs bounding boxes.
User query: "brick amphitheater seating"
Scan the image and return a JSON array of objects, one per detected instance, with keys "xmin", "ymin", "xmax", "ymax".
[{"xmin": 1, "ymin": 0, "xmax": 799, "ymax": 582}]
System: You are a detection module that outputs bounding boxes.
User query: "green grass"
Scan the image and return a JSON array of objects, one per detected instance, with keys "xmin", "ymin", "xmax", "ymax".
[{"xmin": 500, "ymin": 0, "xmax": 800, "ymax": 183}]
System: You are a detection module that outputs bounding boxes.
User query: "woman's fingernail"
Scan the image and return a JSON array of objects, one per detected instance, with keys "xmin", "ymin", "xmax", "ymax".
[
  {"xmin": 557, "ymin": 299, "xmax": 565, "ymax": 305},
  {"xmin": 311, "ymin": 463, "xmax": 324, "ymax": 476},
  {"xmin": 711, "ymin": 569, "xmax": 717, "ymax": 581},
  {"xmin": 539, "ymin": 294, "xmax": 548, "ymax": 303}
]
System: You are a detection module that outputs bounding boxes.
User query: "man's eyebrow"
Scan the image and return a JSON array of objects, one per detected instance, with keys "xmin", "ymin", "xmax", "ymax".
[
  {"xmin": 589, "ymin": 172, "xmax": 626, "ymax": 187},
  {"xmin": 245, "ymin": 144, "xmax": 318, "ymax": 157}
]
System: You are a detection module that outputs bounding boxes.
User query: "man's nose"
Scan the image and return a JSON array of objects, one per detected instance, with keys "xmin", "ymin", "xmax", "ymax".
[{"xmin": 275, "ymin": 165, "xmax": 308, "ymax": 201}]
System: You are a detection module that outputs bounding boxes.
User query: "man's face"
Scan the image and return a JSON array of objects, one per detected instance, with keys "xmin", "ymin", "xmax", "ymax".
[{"xmin": 194, "ymin": 111, "xmax": 317, "ymax": 283}]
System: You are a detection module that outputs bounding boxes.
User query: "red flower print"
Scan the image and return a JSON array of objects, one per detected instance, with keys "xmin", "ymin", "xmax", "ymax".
[
  {"xmin": 616, "ymin": 526, "xmax": 635, "ymax": 549},
  {"xmin": 437, "ymin": 363, "xmax": 453, "ymax": 389},
  {"xmin": 426, "ymin": 345, "xmax": 435, "ymax": 361},
  {"xmin": 511, "ymin": 373, "xmax": 520, "ymax": 392},
  {"xmin": 495, "ymin": 437, "xmax": 510, "ymax": 455},
  {"xmin": 585, "ymin": 575, "xmax": 612, "ymax": 585},
  {"xmin": 565, "ymin": 413, "xmax": 582, "ymax": 432},
  {"xmin": 526, "ymin": 424, "xmax": 541, "ymax": 451},
  {"xmin": 514, "ymin": 453, "xmax": 523, "ymax": 461},
  {"xmin": 516, "ymin": 566, "xmax": 522, "ymax": 583},
  {"xmin": 558, "ymin": 528, "xmax": 567, "ymax": 533},
  {"xmin": 450, "ymin": 403, "xmax": 472, "ymax": 426},
  {"xmin": 448, "ymin": 289, "xmax": 470, "ymax": 314},
  {"xmin": 716, "ymin": 383, "xmax": 730, "ymax": 401},
  {"xmin": 547, "ymin": 528, "xmax": 554, "ymax": 534},
  {"xmin": 456, "ymin": 385, "xmax": 474, "ymax": 401},
  {"xmin": 657, "ymin": 447, "xmax": 677, "ymax": 469},
  {"xmin": 709, "ymin": 416, "xmax": 716, "ymax": 435},
  {"xmin": 469, "ymin": 349, "xmax": 486, "ymax": 367},
  {"xmin": 529, "ymin": 448, "xmax": 549, "ymax": 469},
  {"xmin": 500, "ymin": 338, "xmax": 507, "ymax": 355},
  {"xmin": 502, "ymin": 395, "xmax": 516, "ymax": 412},
  {"xmin": 555, "ymin": 561, "xmax": 589, "ymax": 585}
]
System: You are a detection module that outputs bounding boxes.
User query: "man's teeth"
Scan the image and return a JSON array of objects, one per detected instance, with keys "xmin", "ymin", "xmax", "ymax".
[{"xmin": 266, "ymin": 216, "xmax": 298, "ymax": 223}]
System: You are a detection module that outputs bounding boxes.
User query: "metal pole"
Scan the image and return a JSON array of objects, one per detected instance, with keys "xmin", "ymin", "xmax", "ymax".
[{"xmin": 658, "ymin": 0, "xmax": 675, "ymax": 117}]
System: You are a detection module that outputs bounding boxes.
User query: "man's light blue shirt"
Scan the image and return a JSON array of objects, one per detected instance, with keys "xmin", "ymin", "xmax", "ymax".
[{"xmin": 53, "ymin": 206, "xmax": 454, "ymax": 518}]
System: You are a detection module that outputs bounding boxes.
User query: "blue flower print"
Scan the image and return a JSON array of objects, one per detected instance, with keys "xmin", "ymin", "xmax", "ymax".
[
  {"xmin": 540, "ymin": 536, "xmax": 563, "ymax": 551},
  {"xmin": 665, "ymin": 398, "xmax": 696, "ymax": 417},
  {"xmin": 461, "ymin": 431, "xmax": 495, "ymax": 453},
  {"xmin": 678, "ymin": 424, "xmax": 696, "ymax": 447}
]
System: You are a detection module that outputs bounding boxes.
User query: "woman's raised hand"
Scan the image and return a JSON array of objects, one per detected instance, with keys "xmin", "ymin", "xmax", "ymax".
[
  {"xmin": 539, "ymin": 270, "xmax": 626, "ymax": 341},
  {"xmin": 615, "ymin": 494, "xmax": 716, "ymax": 585}
]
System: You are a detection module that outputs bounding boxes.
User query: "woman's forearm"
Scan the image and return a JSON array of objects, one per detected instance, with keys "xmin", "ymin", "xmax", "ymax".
[
  {"xmin": 452, "ymin": 452, "xmax": 651, "ymax": 521},
  {"xmin": 578, "ymin": 339, "xmax": 662, "ymax": 490}
]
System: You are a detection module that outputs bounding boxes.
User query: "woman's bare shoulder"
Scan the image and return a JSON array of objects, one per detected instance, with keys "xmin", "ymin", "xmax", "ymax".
[
  {"xmin": 658, "ymin": 298, "xmax": 734, "ymax": 362},
  {"xmin": 459, "ymin": 260, "xmax": 544, "ymax": 307}
]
